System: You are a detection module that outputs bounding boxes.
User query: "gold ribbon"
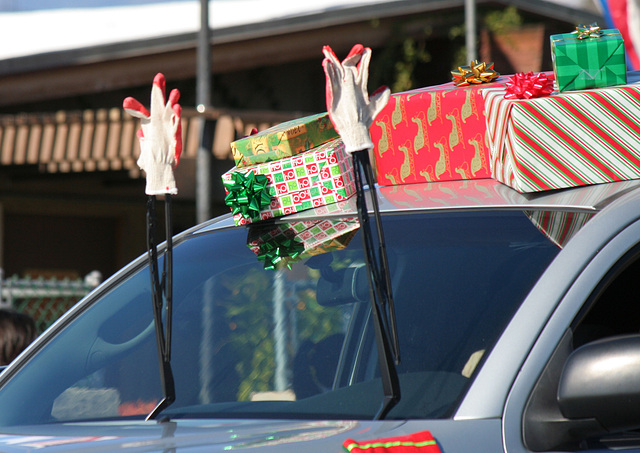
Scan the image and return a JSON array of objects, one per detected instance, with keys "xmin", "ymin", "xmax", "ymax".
[
  {"xmin": 451, "ymin": 60, "xmax": 500, "ymax": 86},
  {"xmin": 571, "ymin": 23, "xmax": 602, "ymax": 39}
]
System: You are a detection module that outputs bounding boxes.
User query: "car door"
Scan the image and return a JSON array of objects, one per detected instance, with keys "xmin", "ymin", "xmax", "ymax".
[{"xmin": 502, "ymin": 193, "xmax": 640, "ymax": 452}]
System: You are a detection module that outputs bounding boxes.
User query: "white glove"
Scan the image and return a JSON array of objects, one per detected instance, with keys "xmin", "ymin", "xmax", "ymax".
[
  {"xmin": 322, "ymin": 44, "xmax": 390, "ymax": 153},
  {"xmin": 123, "ymin": 73, "xmax": 183, "ymax": 195}
]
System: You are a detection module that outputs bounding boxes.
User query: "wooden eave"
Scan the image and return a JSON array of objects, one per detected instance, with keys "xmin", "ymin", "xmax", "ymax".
[{"xmin": 0, "ymin": 107, "xmax": 305, "ymax": 175}]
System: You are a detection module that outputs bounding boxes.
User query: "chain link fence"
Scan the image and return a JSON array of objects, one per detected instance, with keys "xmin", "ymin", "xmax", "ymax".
[{"xmin": 0, "ymin": 270, "xmax": 102, "ymax": 334}]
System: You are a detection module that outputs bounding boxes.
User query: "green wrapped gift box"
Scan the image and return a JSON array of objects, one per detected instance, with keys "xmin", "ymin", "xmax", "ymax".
[
  {"xmin": 550, "ymin": 27, "xmax": 627, "ymax": 92},
  {"xmin": 230, "ymin": 112, "xmax": 339, "ymax": 168},
  {"xmin": 222, "ymin": 139, "xmax": 356, "ymax": 225}
]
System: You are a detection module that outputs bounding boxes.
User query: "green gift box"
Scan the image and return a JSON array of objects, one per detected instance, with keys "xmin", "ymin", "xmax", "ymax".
[
  {"xmin": 550, "ymin": 27, "xmax": 627, "ymax": 92},
  {"xmin": 230, "ymin": 112, "xmax": 339, "ymax": 168}
]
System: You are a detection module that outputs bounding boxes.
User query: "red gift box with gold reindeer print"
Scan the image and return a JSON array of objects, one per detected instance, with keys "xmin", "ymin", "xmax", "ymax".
[{"xmin": 370, "ymin": 80, "xmax": 501, "ymax": 186}]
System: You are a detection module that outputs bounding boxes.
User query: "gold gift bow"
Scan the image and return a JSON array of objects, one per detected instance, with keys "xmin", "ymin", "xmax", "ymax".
[
  {"xmin": 451, "ymin": 60, "xmax": 500, "ymax": 86},
  {"xmin": 571, "ymin": 23, "xmax": 603, "ymax": 39}
]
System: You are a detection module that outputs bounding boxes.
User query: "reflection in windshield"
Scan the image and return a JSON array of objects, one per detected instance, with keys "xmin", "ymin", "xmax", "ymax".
[{"xmin": 0, "ymin": 210, "xmax": 563, "ymax": 426}]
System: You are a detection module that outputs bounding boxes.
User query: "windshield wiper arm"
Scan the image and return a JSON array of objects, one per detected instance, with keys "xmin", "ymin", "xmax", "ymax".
[
  {"xmin": 145, "ymin": 195, "xmax": 176, "ymax": 421},
  {"xmin": 352, "ymin": 150, "xmax": 401, "ymax": 420}
]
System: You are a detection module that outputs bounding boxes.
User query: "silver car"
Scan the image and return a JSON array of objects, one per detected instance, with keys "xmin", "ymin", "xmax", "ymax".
[{"xmin": 0, "ymin": 178, "xmax": 638, "ymax": 452}]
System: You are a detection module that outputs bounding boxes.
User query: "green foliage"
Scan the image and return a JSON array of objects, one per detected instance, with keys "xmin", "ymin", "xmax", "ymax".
[
  {"xmin": 370, "ymin": 22, "xmax": 431, "ymax": 92},
  {"xmin": 446, "ymin": 6, "xmax": 523, "ymax": 73},
  {"xmin": 295, "ymin": 286, "xmax": 345, "ymax": 343},
  {"xmin": 484, "ymin": 6, "xmax": 522, "ymax": 34},
  {"xmin": 219, "ymin": 261, "xmax": 350, "ymax": 401},
  {"xmin": 221, "ymin": 267, "xmax": 275, "ymax": 401},
  {"xmin": 392, "ymin": 38, "xmax": 431, "ymax": 93},
  {"xmin": 449, "ymin": 24, "xmax": 465, "ymax": 40},
  {"xmin": 451, "ymin": 45, "xmax": 470, "ymax": 73}
]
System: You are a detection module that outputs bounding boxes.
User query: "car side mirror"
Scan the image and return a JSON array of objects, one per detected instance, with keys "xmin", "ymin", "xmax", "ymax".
[
  {"xmin": 558, "ymin": 334, "xmax": 640, "ymax": 433},
  {"xmin": 524, "ymin": 332, "xmax": 640, "ymax": 451}
]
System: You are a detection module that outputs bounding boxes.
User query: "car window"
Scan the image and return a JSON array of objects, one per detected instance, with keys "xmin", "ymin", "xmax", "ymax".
[
  {"xmin": 0, "ymin": 210, "xmax": 563, "ymax": 426},
  {"xmin": 573, "ymin": 250, "xmax": 640, "ymax": 348}
]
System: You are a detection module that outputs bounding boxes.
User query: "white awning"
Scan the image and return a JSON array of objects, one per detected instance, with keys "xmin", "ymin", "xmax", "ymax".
[{"xmin": 0, "ymin": 0, "xmax": 602, "ymax": 61}]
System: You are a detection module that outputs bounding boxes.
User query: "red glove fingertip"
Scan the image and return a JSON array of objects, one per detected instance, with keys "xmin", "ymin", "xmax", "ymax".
[
  {"xmin": 322, "ymin": 45, "xmax": 337, "ymax": 59},
  {"xmin": 123, "ymin": 97, "xmax": 151, "ymax": 118},
  {"xmin": 153, "ymin": 73, "xmax": 167, "ymax": 100},
  {"xmin": 346, "ymin": 44, "xmax": 364, "ymax": 60},
  {"xmin": 169, "ymin": 88, "xmax": 180, "ymax": 106},
  {"xmin": 372, "ymin": 85, "xmax": 388, "ymax": 96}
]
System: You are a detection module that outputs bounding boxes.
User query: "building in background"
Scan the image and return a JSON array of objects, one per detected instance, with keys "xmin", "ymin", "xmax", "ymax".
[{"xmin": 0, "ymin": 0, "xmax": 603, "ymax": 281}]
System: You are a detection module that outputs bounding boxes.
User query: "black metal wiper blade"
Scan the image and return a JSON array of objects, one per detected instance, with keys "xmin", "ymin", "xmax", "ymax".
[
  {"xmin": 145, "ymin": 195, "xmax": 176, "ymax": 421},
  {"xmin": 352, "ymin": 150, "xmax": 400, "ymax": 420}
]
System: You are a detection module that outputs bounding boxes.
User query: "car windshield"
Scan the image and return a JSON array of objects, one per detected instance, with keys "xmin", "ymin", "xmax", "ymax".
[{"xmin": 0, "ymin": 209, "xmax": 569, "ymax": 426}]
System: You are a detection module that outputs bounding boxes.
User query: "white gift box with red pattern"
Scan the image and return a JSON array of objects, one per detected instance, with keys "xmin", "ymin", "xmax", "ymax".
[{"xmin": 222, "ymin": 139, "xmax": 356, "ymax": 225}]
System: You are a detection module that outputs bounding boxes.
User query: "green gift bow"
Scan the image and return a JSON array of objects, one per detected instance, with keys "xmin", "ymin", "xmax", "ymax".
[
  {"xmin": 224, "ymin": 171, "xmax": 272, "ymax": 219},
  {"xmin": 572, "ymin": 23, "xmax": 602, "ymax": 39},
  {"xmin": 257, "ymin": 237, "xmax": 305, "ymax": 270}
]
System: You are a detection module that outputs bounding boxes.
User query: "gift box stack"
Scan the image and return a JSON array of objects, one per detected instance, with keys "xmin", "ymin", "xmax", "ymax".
[
  {"xmin": 370, "ymin": 23, "xmax": 640, "ymax": 194},
  {"xmin": 224, "ymin": 22, "xmax": 640, "ymax": 225},
  {"xmin": 483, "ymin": 24, "xmax": 640, "ymax": 193},
  {"xmin": 222, "ymin": 113, "xmax": 357, "ymax": 225},
  {"xmin": 247, "ymin": 218, "xmax": 360, "ymax": 269}
]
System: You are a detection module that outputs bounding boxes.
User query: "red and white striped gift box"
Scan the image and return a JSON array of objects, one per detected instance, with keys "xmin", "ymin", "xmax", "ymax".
[{"xmin": 484, "ymin": 82, "xmax": 640, "ymax": 193}]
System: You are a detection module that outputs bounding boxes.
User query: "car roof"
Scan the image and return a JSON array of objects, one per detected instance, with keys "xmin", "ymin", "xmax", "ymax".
[{"xmin": 196, "ymin": 178, "xmax": 640, "ymax": 234}]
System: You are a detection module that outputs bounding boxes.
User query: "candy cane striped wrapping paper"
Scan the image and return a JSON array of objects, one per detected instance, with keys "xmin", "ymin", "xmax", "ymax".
[
  {"xmin": 484, "ymin": 82, "xmax": 640, "ymax": 193},
  {"xmin": 524, "ymin": 180, "xmax": 640, "ymax": 246},
  {"xmin": 525, "ymin": 210, "xmax": 594, "ymax": 247}
]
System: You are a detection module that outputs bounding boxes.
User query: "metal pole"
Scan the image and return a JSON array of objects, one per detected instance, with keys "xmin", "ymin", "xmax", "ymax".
[
  {"xmin": 199, "ymin": 277, "xmax": 215, "ymax": 403},
  {"xmin": 196, "ymin": 0, "xmax": 212, "ymax": 224},
  {"xmin": 0, "ymin": 268, "xmax": 4, "ymax": 308},
  {"xmin": 273, "ymin": 270, "xmax": 288, "ymax": 392},
  {"xmin": 465, "ymin": 0, "xmax": 477, "ymax": 62}
]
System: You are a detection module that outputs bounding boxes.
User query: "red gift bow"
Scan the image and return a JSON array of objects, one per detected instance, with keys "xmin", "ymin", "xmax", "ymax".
[
  {"xmin": 505, "ymin": 71, "xmax": 554, "ymax": 100},
  {"xmin": 343, "ymin": 431, "xmax": 441, "ymax": 452}
]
